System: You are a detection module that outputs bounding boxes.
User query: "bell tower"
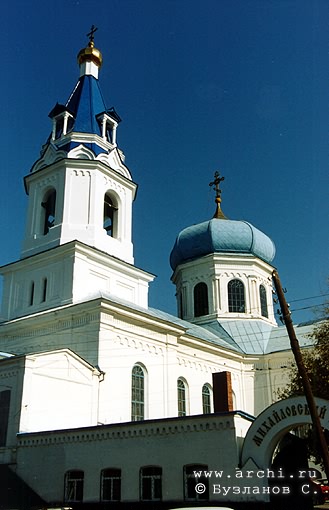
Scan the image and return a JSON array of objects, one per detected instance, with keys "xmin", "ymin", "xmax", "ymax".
[
  {"xmin": 21, "ymin": 28, "xmax": 135, "ymax": 264},
  {"xmin": 1, "ymin": 29, "xmax": 154, "ymax": 321}
]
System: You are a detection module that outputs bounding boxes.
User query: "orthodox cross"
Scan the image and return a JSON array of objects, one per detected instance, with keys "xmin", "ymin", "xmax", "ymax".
[
  {"xmin": 209, "ymin": 171, "xmax": 225, "ymax": 200},
  {"xmin": 87, "ymin": 25, "xmax": 98, "ymax": 43}
]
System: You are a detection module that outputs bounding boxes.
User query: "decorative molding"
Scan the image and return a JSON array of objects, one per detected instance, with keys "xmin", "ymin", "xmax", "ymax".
[
  {"xmin": 17, "ymin": 416, "xmax": 234, "ymax": 447},
  {"xmin": 176, "ymin": 356, "xmax": 215, "ymax": 373},
  {"xmin": 32, "ymin": 146, "xmax": 67, "ymax": 173},
  {"xmin": 112, "ymin": 316, "xmax": 164, "ymax": 343},
  {"xmin": 72, "ymin": 169, "xmax": 91, "ymax": 177},
  {"xmin": 36, "ymin": 173, "xmax": 59, "ymax": 189},
  {"xmin": 113, "ymin": 334, "xmax": 164, "ymax": 356},
  {"xmin": 1, "ymin": 312, "xmax": 99, "ymax": 342},
  {"xmin": 97, "ymin": 150, "xmax": 131, "ymax": 180},
  {"xmin": 68, "ymin": 145, "xmax": 95, "ymax": 160},
  {"xmin": 103, "ymin": 175, "xmax": 126, "ymax": 197},
  {"xmin": 0, "ymin": 370, "xmax": 19, "ymax": 379}
]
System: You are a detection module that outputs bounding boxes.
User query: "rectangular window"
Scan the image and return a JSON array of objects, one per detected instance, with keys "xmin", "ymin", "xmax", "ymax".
[
  {"xmin": 29, "ymin": 282, "xmax": 35, "ymax": 306},
  {"xmin": 0, "ymin": 390, "xmax": 11, "ymax": 446},
  {"xmin": 101, "ymin": 468, "xmax": 121, "ymax": 501},
  {"xmin": 184, "ymin": 464, "xmax": 209, "ymax": 501},
  {"xmin": 140, "ymin": 466, "xmax": 162, "ymax": 501},
  {"xmin": 64, "ymin": 470, "xmax": 84, "ymax": 502},
  {"xmin": 42, "ymin": 278, "xmax": 48, "ymax": 302}
]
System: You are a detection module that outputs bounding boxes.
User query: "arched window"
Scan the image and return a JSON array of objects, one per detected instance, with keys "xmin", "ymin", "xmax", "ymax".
[
  {"xmin": 228, "ymin": 279, "xmax": 245, "ymax": 313},
  {"xmin": 194, "ymin": 282, "xmax": 209, "ymax": 317},
  {"xmin": 140, "ymin": 466, "xmax": 162, "ymax": 501},
  {"xmin": 184, "ymin": 464, "xmax": 209, "ymax": 501},
  {"xmin": 202, "ymin": 384, "xmax": 212, "ymax": 414},
  {"xmin": 103, "ymin": 192, "xmax": 118, "ymax": 237},
  {"xmin": 177, "ymin": 378, "xmax": 188, "ymax": 417},
  {"xmin": 41, "ymin": 189, "xmax": 56, "ymax": 235},
  {"xmin": 259, "ymin": 284, "xmax": 268, "ymax": 318},
  {"xmin": 64, "ymin": 470, "xmax": 84, "ymax": 502},
  {"xmin": 100, "ymin": 468, "xmax": 121, "ymax": 501},
  {"xmin": 131, "ymin": 364, "xmax": 145, "ymax": 421}
]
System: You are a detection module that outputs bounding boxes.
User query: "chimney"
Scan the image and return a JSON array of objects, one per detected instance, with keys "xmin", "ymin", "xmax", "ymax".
[{"xmin": 212, "ymin": 371, "xmax": 233, "ymax": 412}]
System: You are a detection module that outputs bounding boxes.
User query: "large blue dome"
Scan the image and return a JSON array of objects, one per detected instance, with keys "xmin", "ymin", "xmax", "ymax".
[{"xmin": 170, "ymin": 218, "xmax": 276, "ymax": 271}]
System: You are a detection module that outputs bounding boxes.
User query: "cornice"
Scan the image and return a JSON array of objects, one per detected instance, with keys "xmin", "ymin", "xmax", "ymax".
[
  {"xmin": 17, "ymin": 414, "xmax": 236, "ymax": 447},
  {"xmin": 26, "ymin": 155, "xmax": 136, "ymax": 192},
  {"xmin": 0, "ymin": 304, "xmax": 100, "ymax": 340}
]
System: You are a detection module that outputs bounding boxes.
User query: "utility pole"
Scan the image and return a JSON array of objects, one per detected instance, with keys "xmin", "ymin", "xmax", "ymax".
[{"xmin": 272, "ymin": 269, "xmax": 329, "ymax": 481}]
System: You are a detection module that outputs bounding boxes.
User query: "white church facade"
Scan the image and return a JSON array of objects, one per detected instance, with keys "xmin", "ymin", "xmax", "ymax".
[{"xmin": 0, "ymin": 32, "xmax": 318, "ymax": 509}]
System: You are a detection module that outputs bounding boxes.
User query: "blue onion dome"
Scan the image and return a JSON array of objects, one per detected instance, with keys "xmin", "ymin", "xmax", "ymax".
[
  {"xmin": 170, "ymin": 171, "xmax": 276, "ymax": 271},
  {"xmin": 170, "ymin": 218, "xmax": 276, "ymax": 270}
]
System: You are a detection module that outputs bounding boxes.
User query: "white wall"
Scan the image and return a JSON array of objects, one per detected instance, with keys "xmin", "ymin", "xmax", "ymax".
[
  {"xmin": 20, "ymin": 350, "xmax": 100, "ymax": 433},
  {"xmin": 16, "ymin": 414, "xmax": 244, "ymax": 504}
]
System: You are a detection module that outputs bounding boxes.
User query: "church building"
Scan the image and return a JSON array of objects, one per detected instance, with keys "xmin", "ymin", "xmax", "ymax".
[{"xmin": 0, "ymin": 32, "xmax": 317, "ymax": 509}]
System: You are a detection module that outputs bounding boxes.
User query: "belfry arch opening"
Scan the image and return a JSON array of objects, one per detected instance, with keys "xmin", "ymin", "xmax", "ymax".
[
  {"xmin": 41, "ymin": 188, "xmax": 56, "ymax": 235},
  {"xmin": 103, "ymin": 192, "xmax": 119, "ymax": 238}
]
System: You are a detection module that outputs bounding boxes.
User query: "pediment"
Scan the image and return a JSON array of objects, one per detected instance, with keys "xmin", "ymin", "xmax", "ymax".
[
  {"xmin": 67, "ymin": 145, "xmax": 132, "ymax": 179},
  {"xmin": 96, "ymin": 148, "xmax": 131, "ymax": 180},
  {"xmin": 67, "ymin": 144, "xmax": 95, "ymax": 160},
  {"xmin": 31, "ymin": 143, "xmax": 67, "ymax": 173},
  {"xmin": 31, "ymin": 143, "xmax": 132, "ymax": 181}
]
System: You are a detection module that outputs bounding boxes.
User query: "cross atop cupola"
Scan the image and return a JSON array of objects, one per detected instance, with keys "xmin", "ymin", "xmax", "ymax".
[
  {"xmin": 87, "ymin": 24, "xmax": 98, "ymax": 43},
  {"xmin": 209, "ymin": 171, "xmax": 227, "ymax": 219},
  {"xmin": 77, "ymin": 25, "xmax": 103, "ymax": 78}
]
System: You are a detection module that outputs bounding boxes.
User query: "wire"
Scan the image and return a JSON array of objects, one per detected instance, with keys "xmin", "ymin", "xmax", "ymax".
[
  {"xmin": 290, "ymin": 305, "xmax": 327, "ymax": 313},
  {"xmin": 288, "ymin": 293, "xmax": 329, "ymax": 304}
]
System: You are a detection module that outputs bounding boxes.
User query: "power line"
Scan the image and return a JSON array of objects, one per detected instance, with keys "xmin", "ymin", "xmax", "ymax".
[{"xmin": 289, "ymin": 293, "xmax": 329, "ymax": 304}]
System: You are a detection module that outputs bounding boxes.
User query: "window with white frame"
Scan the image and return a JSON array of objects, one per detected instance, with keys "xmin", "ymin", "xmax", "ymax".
[
  {"xmin": 202, "ymin": 384, "xmax": 212, "ymax": 414},
  {"xmin": 100, "ymin": 468, "xmax": 121, "ymax": 501},
  {"xmin": 131, "ymin": 364, "xmax": 145, "ymax": 421},
  {"xmin": 228, "ymin": 279, "xmax": 245, "ymax": 313},
  {"xmin": 140, "ymin": 466, "xmax": 162, "ymax": 501},
  {"xmin": 184, "ymin": 464, "xmax": 209, "ymax": 501},
  {"xmin": 64, "ymin": 470, "xmax": 84, "ymax": 502},
  {"xmin": 177, "ymin": 378, "xmax": 188, "ymax": 417}
]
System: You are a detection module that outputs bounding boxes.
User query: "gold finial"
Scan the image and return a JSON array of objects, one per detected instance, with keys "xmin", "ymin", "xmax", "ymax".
[
  {"xmin": 77, "ymin": 25, "xmax": 103, "ymax": 69},
  {"xmin": 209, "ymin": 171, "xmax": 227, "ymax": 219}
]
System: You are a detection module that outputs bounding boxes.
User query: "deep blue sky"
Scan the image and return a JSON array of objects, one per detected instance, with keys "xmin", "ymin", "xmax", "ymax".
[{"xmin": 0, "ymin": 0, "xmax": 328, "ymax": 323}]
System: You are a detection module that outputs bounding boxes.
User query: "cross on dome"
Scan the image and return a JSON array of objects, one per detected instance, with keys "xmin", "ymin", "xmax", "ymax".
[
  {"xmin": 77, "ymin": 26, "xmax": 103, "ymax": 77},
  {"xmin": 209, "ymin": 171, "xmax": 227, "ymax": 219},
  {"xmin": 87, "ymin": 25, "xmax": 98, "ymax": 44}
]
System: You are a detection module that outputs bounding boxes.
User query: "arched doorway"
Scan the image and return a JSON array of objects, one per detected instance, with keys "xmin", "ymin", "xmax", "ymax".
[
  {"xmin": 241, "ymin": 396, "xmax": 329, "ymax": 509},
  {"xmin": 241, "ymin": 396, "xmax": 329, "ymax": 469}
]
